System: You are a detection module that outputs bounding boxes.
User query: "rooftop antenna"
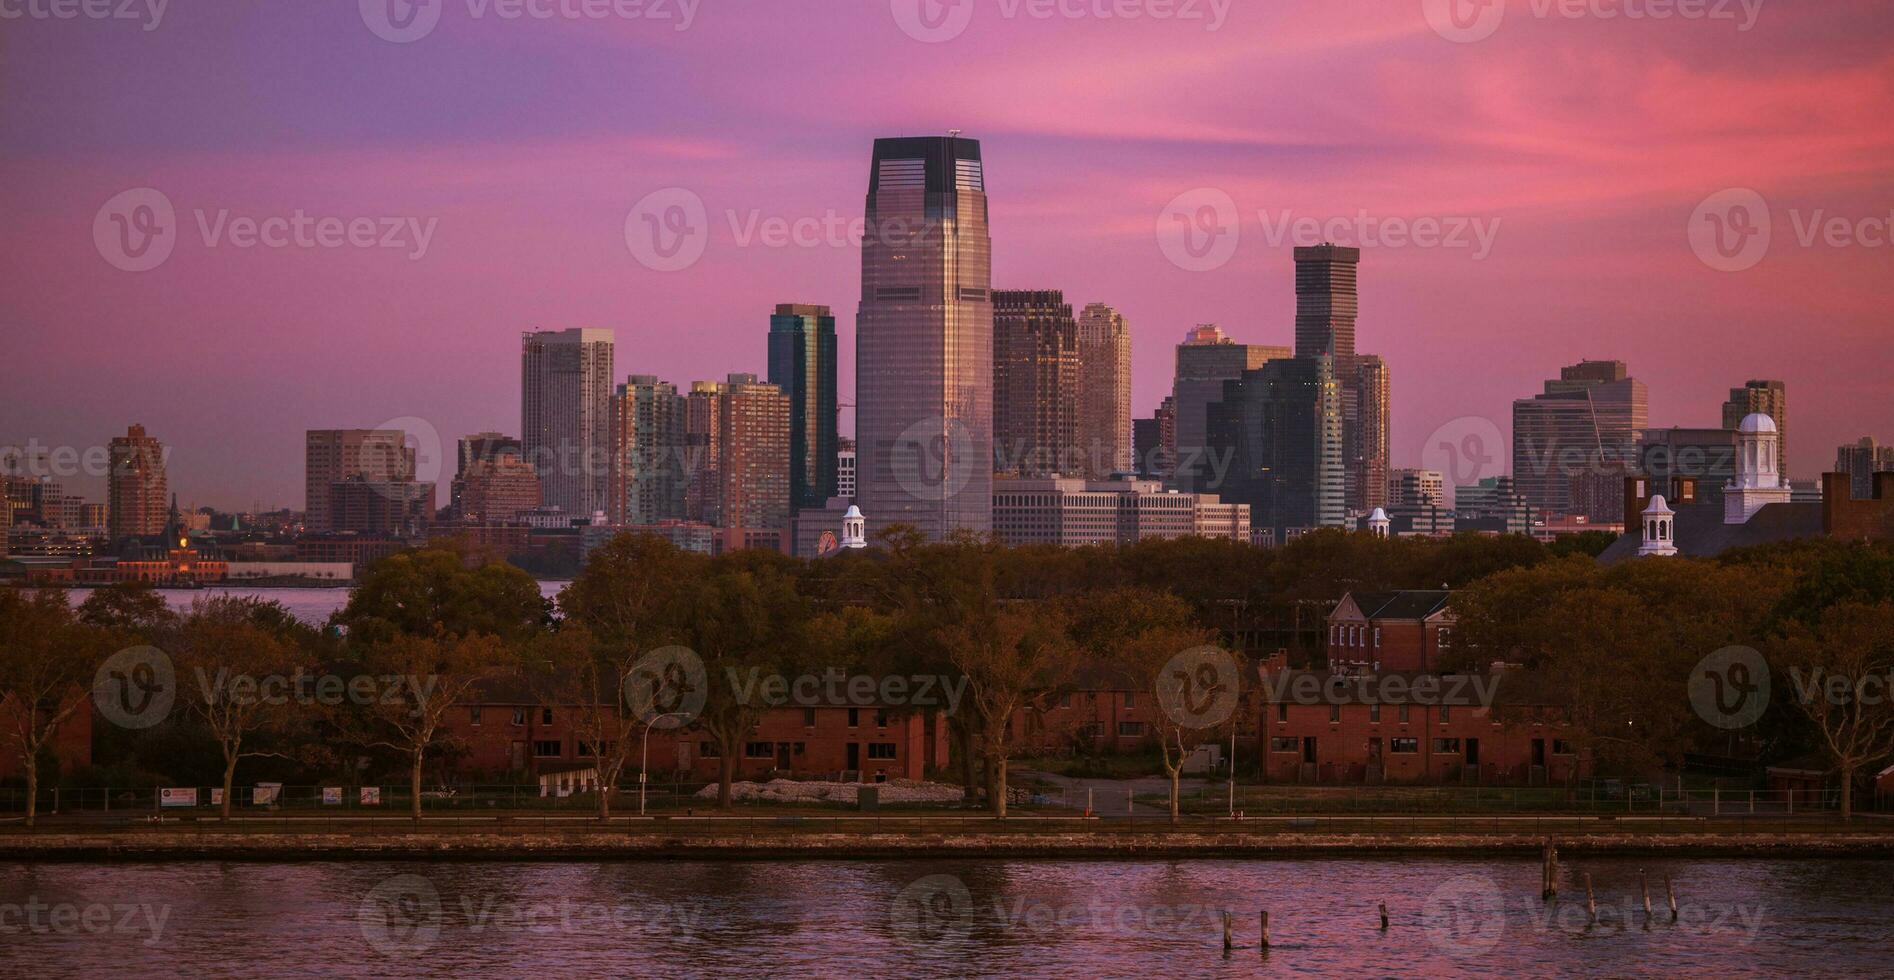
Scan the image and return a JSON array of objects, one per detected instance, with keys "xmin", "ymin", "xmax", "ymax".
[{"xmin": 948, "ymin": 129, "xmax": 963, "ymax": 139}]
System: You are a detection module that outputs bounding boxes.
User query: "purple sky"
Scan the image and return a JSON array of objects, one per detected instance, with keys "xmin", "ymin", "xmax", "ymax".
[{"xmin": 4, "ymin": 0, "xmax": 1891, "ymax": 510}]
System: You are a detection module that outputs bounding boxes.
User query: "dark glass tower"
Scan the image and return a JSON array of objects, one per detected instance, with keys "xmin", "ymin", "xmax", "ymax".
[
  {"xmin": 1293, "ymin": 244, "xmax": 1359, "ymax": 366},
  {"xmin": 856, "ymin": 135, "xmax": 993, "ymax": 539},
  {"xmin": 768, "ymin": 304, "xmax": 839, "ymax": 510}
]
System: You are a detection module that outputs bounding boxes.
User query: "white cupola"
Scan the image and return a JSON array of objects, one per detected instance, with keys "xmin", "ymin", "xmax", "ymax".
[
  {"xmin": 1367, "ymin": 507, "xmax": 1391, "ymax": 538},
  {"xmin": 1639, "ymin": 494, "xmax": 1678, "ymax": 557},
  {"xmin": 841, "ymin": 505, "xmax": 867, "ymax": 549},
  {"xmin": 1725, "ymin": 413, "xmax": 1791, "ymax": 525}
]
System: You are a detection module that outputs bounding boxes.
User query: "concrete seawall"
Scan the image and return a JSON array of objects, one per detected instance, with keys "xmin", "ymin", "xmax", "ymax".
[{"xmin": 6, "ymin": 832, "xmax": 1894, "ymax": 862}]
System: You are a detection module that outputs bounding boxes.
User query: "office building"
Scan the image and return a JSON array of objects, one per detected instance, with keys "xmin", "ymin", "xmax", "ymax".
[
  {"xmin": 1172, "ymin": 325, "xmax": 1288, "ymax": 492},
  {"xmin": 451, "ymin": 433, "xmax": 522, "ymax": 517},
  {"xmin": 993, "ymin": 289, "xmax": 1079, "ymax": 478},
  {"xmin": 1205, "ymin": 356, "xmax": 1345, "ymax": 539},
  {"xmin": 714, "ymin": 374, "xmax": 792, "ymax": 532},
  {"xmin": 1511, "ymin": 360, "xmax": 1647, "ymax": 517},
  {"xmin": 458, "ymin": 453, "xmax": 542, "ymax": 524},
  {"xmin": 1077, "ymin": 303, "xmax": 1133, "ymax": 478},
  {"xmin": 521, "ymin": 328, "xmax": 615, "ymax": 518},
  {"xmin": 1389, "ymin": 469, "xmax": 1446, "ymax": 509},
  {"xmin": 329, "ymin": 476, "xmax": 433, "ymax": 537},
  {"xmin": 991, "ymin": 478, "xmax": 1249, "ymax": 547},
  {"xmin": 1837, "ymin": 437, "xmax": 1894, "ymax": 500},
  {"xmin": 305, "ymin": 429, "xmax": 416, "ymax": 533},
  {"xmin": 837, "ymin": 439, "xmax": 856, "ymax": 501},
  {"xmin": 855, "ymin": 135, "xmax": 993, "ymax": 540},
  {"xmin": 1722, "ymin": 380, "xmax": 1788, "ymax": 471},
  {"xmin": 768, "ymin": 304, "xmax": 839, "ymax": 510}
]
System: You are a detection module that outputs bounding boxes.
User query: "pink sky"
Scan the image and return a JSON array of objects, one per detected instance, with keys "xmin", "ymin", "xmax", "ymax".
[{"xmin": 3, "ymin": 0, "xmax": 1891, "ymax": 509}]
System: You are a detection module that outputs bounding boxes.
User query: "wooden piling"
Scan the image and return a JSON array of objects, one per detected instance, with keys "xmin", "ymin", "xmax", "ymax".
[
  {"xmin": 1379, "ymin": 901, "xmax": 1389, "ymax": 931},
  {"xmin": 1640, "ymin": 870, "xmax": 1652, "ymax": 930},
  {"xmin": 1260, "ymin": 910, "xmax": 1271, "ymax": 949},
  {"xmin": 1584, "ymin": 873, "xmax": 1597, "ymax": 926},
  {"xmin": 1222, "ymin": 911, "xmax": 1233, "ymax": 952},
  {"xmin": 1666, "ymin": 876, "xmax": 1678, "ymax": 922}
]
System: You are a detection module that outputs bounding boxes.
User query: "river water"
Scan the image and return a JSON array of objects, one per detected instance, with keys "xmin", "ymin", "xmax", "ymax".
[
  {"xmin": 60, "ymin": 583, "xmax": 568, "ymax": 625},
  {"xmin": 0, "ymin": 857, "xmax": 1885, "ymax": 977}
]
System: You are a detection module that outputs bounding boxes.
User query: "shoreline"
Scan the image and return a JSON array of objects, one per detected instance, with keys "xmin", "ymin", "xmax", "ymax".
[{"xmin": 6, "ymin": 831, "xmax": 1894, "ymax": 862}]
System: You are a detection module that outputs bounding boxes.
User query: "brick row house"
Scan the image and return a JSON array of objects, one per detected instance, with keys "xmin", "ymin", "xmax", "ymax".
[
  {"xmin": 444, "ymin": 677, "xmax": 949, "ymax": 785},
  {"xmin": 1326, "ymin": 590, "xmax": 1456, "ymax": 672}
]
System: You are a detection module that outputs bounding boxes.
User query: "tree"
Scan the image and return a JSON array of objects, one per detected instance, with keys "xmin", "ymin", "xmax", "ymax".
[
  {"xmin": 171, "ymin": 597, "xmax": 312, "ymax": 819},
  {"xmin": 0, "ymin": 589, "xmax": 106, "ymax": 828},
  {"xmin": 675, "ymin": 550, "xmax": 810, "ymax": 810},
  {"xmin": 335, "ymin": 549, "xmax": 549, "ymax": 646},
  {"xmin": 76, "ymin": 582, "xmax": 178, "ymax": 638},
  {"xmin": 1770, "ymin": 601, "xmax": 1894, "ymax": 821},
  {"xmin": 942, "ymin": 603, "xmax": 1081, "ymax": 817},
  {"xmin": 522, "ymin": 624, "xmax": 646, "ymax": 821},
  {"xmin": 349, "ymin": 632, "xmax": 506, "ymax": 821}
]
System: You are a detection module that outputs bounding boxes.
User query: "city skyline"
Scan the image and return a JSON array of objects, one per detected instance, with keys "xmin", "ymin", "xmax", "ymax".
[{"xmin": 7, "ymin": 3, "xmax": 1894, "ymax": 509}]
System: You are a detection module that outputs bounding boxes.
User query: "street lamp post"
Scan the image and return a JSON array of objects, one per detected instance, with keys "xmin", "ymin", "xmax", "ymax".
[{"xmin": 640, "ymin": 712, "xmax": 690, "ymax": 817}]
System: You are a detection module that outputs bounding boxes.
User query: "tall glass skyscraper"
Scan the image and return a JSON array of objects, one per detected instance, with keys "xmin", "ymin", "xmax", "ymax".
[
  {"xmin": 768, "ymin": 304, "xmax": 839, "ymax": 510},
  {"xmin": 856, "ymin": 135, "xmax": 993, "ymax": 540},
  {"xmin": 521, "ymin": 328, "xmax": 614, "ymax": 519}
]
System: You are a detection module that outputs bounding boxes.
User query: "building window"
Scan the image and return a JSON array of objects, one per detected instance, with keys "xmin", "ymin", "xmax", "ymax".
[
  {"xmin": 1373, "ymin": 628, "xmax": 1382, "ymax": 648},
  {"xmin": 1123, "ymin": 693, "xmax": 1136, "ymax": 708},
  {"xmin": 867, "ymin": 743, "xmax": 897, "ymax": 760},
  {"xmin": 470, "ymin": 706, "xmax": 483, "ymax": 726},
  {"xmin": 1398, "ymin": 705, "xmax": 1411, "ymax": 723},
  {"xmin": 1329, "ymin": 703, "xmax": 1341, "ymax": 723},
  {"xmin": 699, "ymin": 741, "xmax": 719, "ymax": 758},
  {"xmin": 512, "ymin": 708, "xmax": 526, "ymax": 726},
  {"xmin": 876, "ymin": 710, "xmax": 889, "ymax": 728},
  {"xmin": 578, "ymin": 740, "xmax": 616, "ymax": 758},
  {"xmin": 794, "ymin": 742, "xmax": 806, "ymax": 756},
  {"xmin": 1277, "ymin": 703, "xmax": 1289, "ymax": 723},
  {"xmin": 1270, "ymin": 737, "xmax": 1299, "ymax": 753},
  {"xmin": 1552, "ymin": 740, "xmax": 1574, "ymax": 755},
  {"xmin": 533, "ymin": 740, "xmax": 562, "ymax": 758},
  {"xmin": 1368, "ymin": 704, "xmax": 1381, "ymax": 723},
  {"xmin": 1390, "ymin": 738, "xmax": 1419, "ymax": 754},
  {"xmin": 745, "ymin": 742, "xmax": 774, "ymax": 759},
  {"xmin": 803, "ymin": 707, "xmax": 816, "ymax": 727},
  {"xmin": 1077, "ymin": 722, "xmax": 1102, "ymax": 741},
  {"xmin": 1433, "ymin": 738, "xmax": 1461, "ymax": 753},
  {"xmin": 1118, "ymin": 721, "xmax": 1146, "ymax": 737},
  {"xmin": 541, "ymin": 708, "xmax": 553, "ymax": 725},
  {"xmin": 848, "ymin": 708, "xmax": 860, "ymax": 728},
  {"xmin": 1440, "ymin": 705, "xmax": 1452, "ymax": 722},
  {"xmin": 1439, "ymin": 628, "xmax": 1452, "ymax": 650}
]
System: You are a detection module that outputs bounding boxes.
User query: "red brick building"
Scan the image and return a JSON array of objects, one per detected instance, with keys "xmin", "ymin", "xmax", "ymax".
[
  {"xmin": 444, "ymin": 679, "xmax": 947, "ymax": 784},
  {"xmin": 1326, "ymin": 591, "xmax": 1456, "ymax": 672},
  {"xmin": 1257, "ymin": 668, "xmax": 1588, "ymax": 785}
]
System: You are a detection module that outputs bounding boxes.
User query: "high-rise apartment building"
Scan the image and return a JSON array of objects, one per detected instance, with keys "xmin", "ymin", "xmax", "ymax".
[
  {"xmin": 1171, "ymin": 325, "xmax": 1288, "ymax": 492},
  {"xmin": 1722, "ymin": 380, "xmax": 1787, "ymax": 470},
  {"xmin": 837, "ymin": 439, "xmax": 856, "ymax": 501},
  {"xmin": 305, "ymin": 429, "xmax": 416, "ymax": 533},
  {"xmin": 684, "ymin": 380, "xmax": 725, "ymax": 523},
  {"xmin": 1350, "ymin": 354, "xmax": 1391, "ymax": 513},
  {"xmin": 1511, "ymin": 360, "xmax": 1647, "ymax": 517},
  {"xmin": 993, "ymin": 289, "xmax": 1079, "ymax": 478},
  {"xmin": 521, "ymin": 328, "xmax": 615, "ymax": 519},
  {"xmin": 768, "ymin": 304, "xmax": 839, "ymax": 510},
  {"xmin": 1837, "ymin": 437, "xmax": 1894, "ymax": 499},
  {"xmin": 451, "ymin": 432, "xmax": 522, "ymax": 517},
  {"xmin": 714, "ymin": 374, "xmax": 791, "ymax": 531},
  {"xmin": 1389, "ymin": 469, "xmax": 1446, "ymax": 509},
  {"xmin": 107, "ymin": 424, "xmax": 168, "ymax": 543},
  {"xmin": 855, "ymin": 135, "xmax": 993, "ymax": 540},
  {"xmin": 1205, "ymin": 356, "xmax": 1345, "ymax": 539},
  {"xmin": 458, "ymin": 453, "xmax": 541, "ymax": 524},
  {"xmin": 1077, "ymin": 303, "xmax": 1133, "ymax": 478},
  {"xmin": 608, "ymin": 375, "xmax": 685, "ymax": 526}
]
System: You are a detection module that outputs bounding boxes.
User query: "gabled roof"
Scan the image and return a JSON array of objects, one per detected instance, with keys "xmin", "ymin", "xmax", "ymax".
[
  {"xmin": 1338, "ymin": 590, "xmax": 1454, "ymax": 622},
  {"xmin": 1598, "ymin": 501, "xmax": 1825, "ymax": 563}
]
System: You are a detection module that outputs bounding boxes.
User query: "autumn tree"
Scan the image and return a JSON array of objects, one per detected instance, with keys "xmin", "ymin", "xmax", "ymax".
[
  {"xmin": 349, "ymin": 632, "xmax": 508, "ymax": 821},
  {"xmin": 1770, "ymin": 601, "xmax": 1894, "ymax": 821},
  {"xmin": 335, "ymin": 549, "xmax": 549, "ymax": 646},
  {"xmin": 0, "ymin": 589, "xmax": 106, "ymax": 827},
  {"xmin": 171, "ymin": 596, "xmax": 313, "ymax": 818},
  {"xmin": 942, "ymin": 602, "xmax": 1081, "ymax": 817}
]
